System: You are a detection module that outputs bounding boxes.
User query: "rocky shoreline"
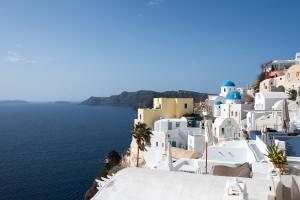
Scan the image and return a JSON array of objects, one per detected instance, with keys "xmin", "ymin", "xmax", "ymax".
[{"xmin": 83, "ymin": 150, "xmax": 132, "ymax": 200}]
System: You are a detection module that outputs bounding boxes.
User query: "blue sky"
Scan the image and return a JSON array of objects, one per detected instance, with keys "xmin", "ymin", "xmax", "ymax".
[{"xmin": 0, "ymin": 0, "xmax": 300, "ymax": 101}]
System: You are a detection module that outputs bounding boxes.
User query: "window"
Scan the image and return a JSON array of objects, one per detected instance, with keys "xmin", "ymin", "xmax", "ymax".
[
  {"xmin": 184, "ymin": 103, "xmax": 188, "ymax": 109},
  {"xmin": 224, "ymin": 88, "xmax": 226, "ymax": 92},
  {"xmin": 162, "ymin": 143, "xmax": 164, "ymax": 148},
  {"xmin": 235, "ymin": 112, "xmax": 238, "ymax": 117},
  {"xmin": 176, "ymin": 122, "xmax": 180, "ymax": 128},
  {"xmin": 139, "ymin": 114, "xmax": 142, "ymax": 119},
  {"xmin": 297, "ymin": 72, "xmax": 300, "ymax": 78},
  {"xmin": 221, "ymin": 128, "xmax": 224, "ymax": 135},
  {"xmin": 168, "ymin": 122, "xmax": 172, "ymax": 130},
  {"xmin": 156, "ymin": 142, "xmax": 158, "ymax": 147},
  {"xmin": 231, "ymin": 111, "xmax": 233, "ymax": 116}
]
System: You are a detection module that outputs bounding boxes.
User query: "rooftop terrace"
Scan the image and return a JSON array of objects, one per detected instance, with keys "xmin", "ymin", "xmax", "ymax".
[{"xmin": 92, "ymin": 167, "xmax": 272, "ymax": 200}]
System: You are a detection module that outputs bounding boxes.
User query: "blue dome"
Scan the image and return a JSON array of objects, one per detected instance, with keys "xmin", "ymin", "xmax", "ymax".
[
  {"xmin": 226, "ymin": 90, "xmax": 242, "ymax": 100},
  {"xmin": 223, "ymin": 81, "xmax": 236, "ymax": 87},
  {"xmin": 214, "ymin": 100, "xmax": 222, "ymax": 105}
]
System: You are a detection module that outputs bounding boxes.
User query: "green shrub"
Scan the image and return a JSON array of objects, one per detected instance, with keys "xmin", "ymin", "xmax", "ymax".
[{"xmin": 265, "ymin": 144, "xmax": 287, "ymax": 173}]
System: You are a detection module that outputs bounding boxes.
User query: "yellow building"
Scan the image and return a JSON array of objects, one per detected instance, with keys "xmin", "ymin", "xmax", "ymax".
[
  {"xmin": 130, "ymin": 98, "xmax": 194, "ymax": 166},
  {"xmin": 135, "ymin": 98, "xmax": 194, "ymax": 129}
]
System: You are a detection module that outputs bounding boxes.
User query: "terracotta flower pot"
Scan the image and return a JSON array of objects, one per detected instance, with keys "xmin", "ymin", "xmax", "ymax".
[{"xmin": 272, "ymin": 163, "xmax": 281, "ymax": 168}]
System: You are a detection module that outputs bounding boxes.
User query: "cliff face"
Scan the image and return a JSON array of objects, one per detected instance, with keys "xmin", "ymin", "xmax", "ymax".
[
  {"xmin": 83, "ymin": 181, "xmax": 98, "ymax": 200},
  {"xmin": 81, "ymin": 90, "xmax": 210, "ymax": 109}
]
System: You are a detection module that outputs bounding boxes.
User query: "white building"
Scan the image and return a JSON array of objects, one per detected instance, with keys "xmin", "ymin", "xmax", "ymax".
[
  {"xmin": 205, "ymin": 95, "xmax": 225, "ymax": 115},
  {"xmin": 213, "ymin": 100, "xmax": 223, "ymax": 117},
  {"xmin": 254, "ymin": 92, "xmax": 287, "ymax": 110},
  {"xmin": 144, "ymin": 117, "xmax": 203, "ymax": 167},
  {"xmin": 219, "ymin": 103, "xmax": 253, "ymax": 125},
  {"xmin": 211, "ymin": 81, "xmax": 254, "ymax": 122},
  {"xmin": 213, "ymin": 85, "xmax": 253, "ymax": 127},
  {"xmin": 92, "ymin": 112, "xmax": 300, "ymax": 200},
  {"xmin": 92, "ymin": 135, "xmax": 300, "ymax": 200},
  {"xmin": 211, "ymin": 81, "xmax": 254, "ymax": 142},
  {"xmin": 247, "ymin": 99, "xmax": 299, "ymax": 131},
  {"xmin": 206, "ymin": 81, "xmax": 238, "ymax": 116},
  {"xmin": 187, "ymin": 132, "xmax": 205, "ymax": 153},
  {"xmin": 152, "ymin": 118, "xmax": 189, "ymax": 149},
  {"xmin": 213, "ymin": 117, "xmax": 239, "ymax": 143}
]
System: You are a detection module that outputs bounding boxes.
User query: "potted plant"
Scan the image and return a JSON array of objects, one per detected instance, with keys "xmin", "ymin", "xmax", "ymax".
[{"xmin": 265, "ymin": 144, "xmax": 287, "ymax": 172}]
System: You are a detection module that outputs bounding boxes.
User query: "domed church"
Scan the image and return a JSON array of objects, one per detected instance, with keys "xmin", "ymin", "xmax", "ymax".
[
  {"xmin": 211, "ymin": 81, "xmax": 254, "ymax": 142},
  {"xmin": 220, "ymin": 81, "xmax": 236, "ymax": 97},
  {"xmin": 226, "ymin": 90, "xmax": 242, "ymax": 104}
]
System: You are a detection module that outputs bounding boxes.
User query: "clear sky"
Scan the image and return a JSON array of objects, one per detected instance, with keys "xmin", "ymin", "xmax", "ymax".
[{"xmin": 0, "ymin": 0, "xmax": 300, "ymax": 101}]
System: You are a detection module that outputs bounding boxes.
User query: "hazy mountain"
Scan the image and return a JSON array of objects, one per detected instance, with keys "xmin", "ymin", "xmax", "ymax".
[{"xmin": 81, "ymin": 90, "xmax": 210, "ymax": 109}]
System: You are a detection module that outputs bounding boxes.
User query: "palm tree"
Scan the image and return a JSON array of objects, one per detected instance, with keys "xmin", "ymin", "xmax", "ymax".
[{"xmin": 132, "ymin": 122, "xmax": 152, "ymax": 167}]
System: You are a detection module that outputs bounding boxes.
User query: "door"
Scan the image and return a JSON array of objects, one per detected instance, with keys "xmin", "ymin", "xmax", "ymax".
[{"xmin": 171, "ymin": 141, "xmax": 176, "ymax": 147}]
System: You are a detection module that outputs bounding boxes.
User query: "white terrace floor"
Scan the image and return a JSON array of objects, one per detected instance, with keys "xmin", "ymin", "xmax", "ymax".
[{"xmin": 92, "ymin": 167, "xmax": 272, "ymax": 200}]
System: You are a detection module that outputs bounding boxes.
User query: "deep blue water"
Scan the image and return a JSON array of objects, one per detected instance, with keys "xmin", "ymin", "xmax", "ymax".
[{"xmin": 0, "ymin": 103, "xmax": 136, "ymax": 200}]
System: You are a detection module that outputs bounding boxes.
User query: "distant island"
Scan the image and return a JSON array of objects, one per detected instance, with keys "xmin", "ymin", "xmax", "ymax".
[
  {"xmin": 81, "ymin": 90, "xmax": 211, "ymax": 109},
  {"xmin": 55, "ymin": 101, "xmax": 71, "ymax": 104},
  {"xmin": 0, "ymin": 100, "xmax": 28, "ymax": 104}
]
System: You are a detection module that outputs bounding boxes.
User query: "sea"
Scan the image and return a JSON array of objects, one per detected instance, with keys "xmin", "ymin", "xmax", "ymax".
[{"xmin": 0, "ymin": 103, "xmax": 136, "ymax": 200}]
